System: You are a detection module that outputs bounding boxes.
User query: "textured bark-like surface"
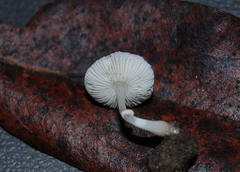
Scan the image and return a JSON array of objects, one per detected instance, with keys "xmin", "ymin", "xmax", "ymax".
[{"xmin": 0, "ymin": 0, "xmax": 239, "ymax": 171}]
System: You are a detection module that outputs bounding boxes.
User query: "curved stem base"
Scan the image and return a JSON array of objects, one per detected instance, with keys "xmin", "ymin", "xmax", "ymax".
[{"xmin": 121, "ymin": 110, "xmax": 179, "ymax": 137}]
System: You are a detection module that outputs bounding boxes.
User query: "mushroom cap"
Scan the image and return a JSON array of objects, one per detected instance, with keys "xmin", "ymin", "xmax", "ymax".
[{"xmin": 84, "ymin": 52, "xmax": 154, "ymax": 109}]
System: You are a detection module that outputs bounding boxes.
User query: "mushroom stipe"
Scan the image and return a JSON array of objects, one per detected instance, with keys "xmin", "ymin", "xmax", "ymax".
[{"xmin": 84, "ymin": 52, "xmax": 179, "ymax": 136}]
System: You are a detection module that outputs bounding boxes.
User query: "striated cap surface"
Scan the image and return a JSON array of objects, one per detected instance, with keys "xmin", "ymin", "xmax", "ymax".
[{"xmin": 84, "ymin": 52, "xmax": 154, "ymax": 108}]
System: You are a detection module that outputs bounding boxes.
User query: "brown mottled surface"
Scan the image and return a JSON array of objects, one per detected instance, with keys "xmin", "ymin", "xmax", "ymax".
[
  {"xmin": 1, "ymin": 0, "xmax": 239, "ymax": 120},
  {"xmin": 0, "ymin": 58, "xmax": 151, "ymax": 171},
  {"xmin": 0, "ymin": 0, "xmax": 239, "ymax": 171}
]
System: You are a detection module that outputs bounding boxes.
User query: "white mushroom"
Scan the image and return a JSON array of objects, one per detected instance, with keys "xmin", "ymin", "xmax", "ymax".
[{"xmin": 84, "ymin": 52, "xmax": 179, "ymax": 136}]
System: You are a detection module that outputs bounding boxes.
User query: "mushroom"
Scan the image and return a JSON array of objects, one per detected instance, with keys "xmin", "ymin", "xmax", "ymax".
[{"xmin": 84, "ymin": 52, "xmax": 179, "ymax": 136}]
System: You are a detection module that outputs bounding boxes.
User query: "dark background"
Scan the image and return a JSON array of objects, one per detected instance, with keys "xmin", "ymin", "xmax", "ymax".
[
  {"xmin": 0, "ymin": 0, "xmax": 239, "ymax": 27},
  {"xmin": 0, "ymin": 0, "xmax": 239, "ymax": 171}
]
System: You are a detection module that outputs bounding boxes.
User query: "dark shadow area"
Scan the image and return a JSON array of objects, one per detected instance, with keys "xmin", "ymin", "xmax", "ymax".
[
  {"xmin": 0, "ymin": 0, "xmax": 54, "ymax": 26},
  {"xmin": 118, "ymin": 114, "xmax": 163, "ymax": 148}
]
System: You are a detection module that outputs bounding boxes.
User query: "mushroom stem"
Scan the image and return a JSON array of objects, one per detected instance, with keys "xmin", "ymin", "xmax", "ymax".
[
  {"xmin": 116, "ymin": 83, "xmax": 127, "ymax": 113},
  {"xmin": 121, "ymin": 110, "xmax": 180, "ymax": 137},
  {"xmin": 116, "ymin": 83, "xmax": 179, "ymax": 136}
]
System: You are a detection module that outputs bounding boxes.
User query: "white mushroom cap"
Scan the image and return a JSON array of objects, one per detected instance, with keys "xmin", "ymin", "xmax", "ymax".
[{"xmin": 84, "ymin": 52, "xmax": 154, "ymax": 109}]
